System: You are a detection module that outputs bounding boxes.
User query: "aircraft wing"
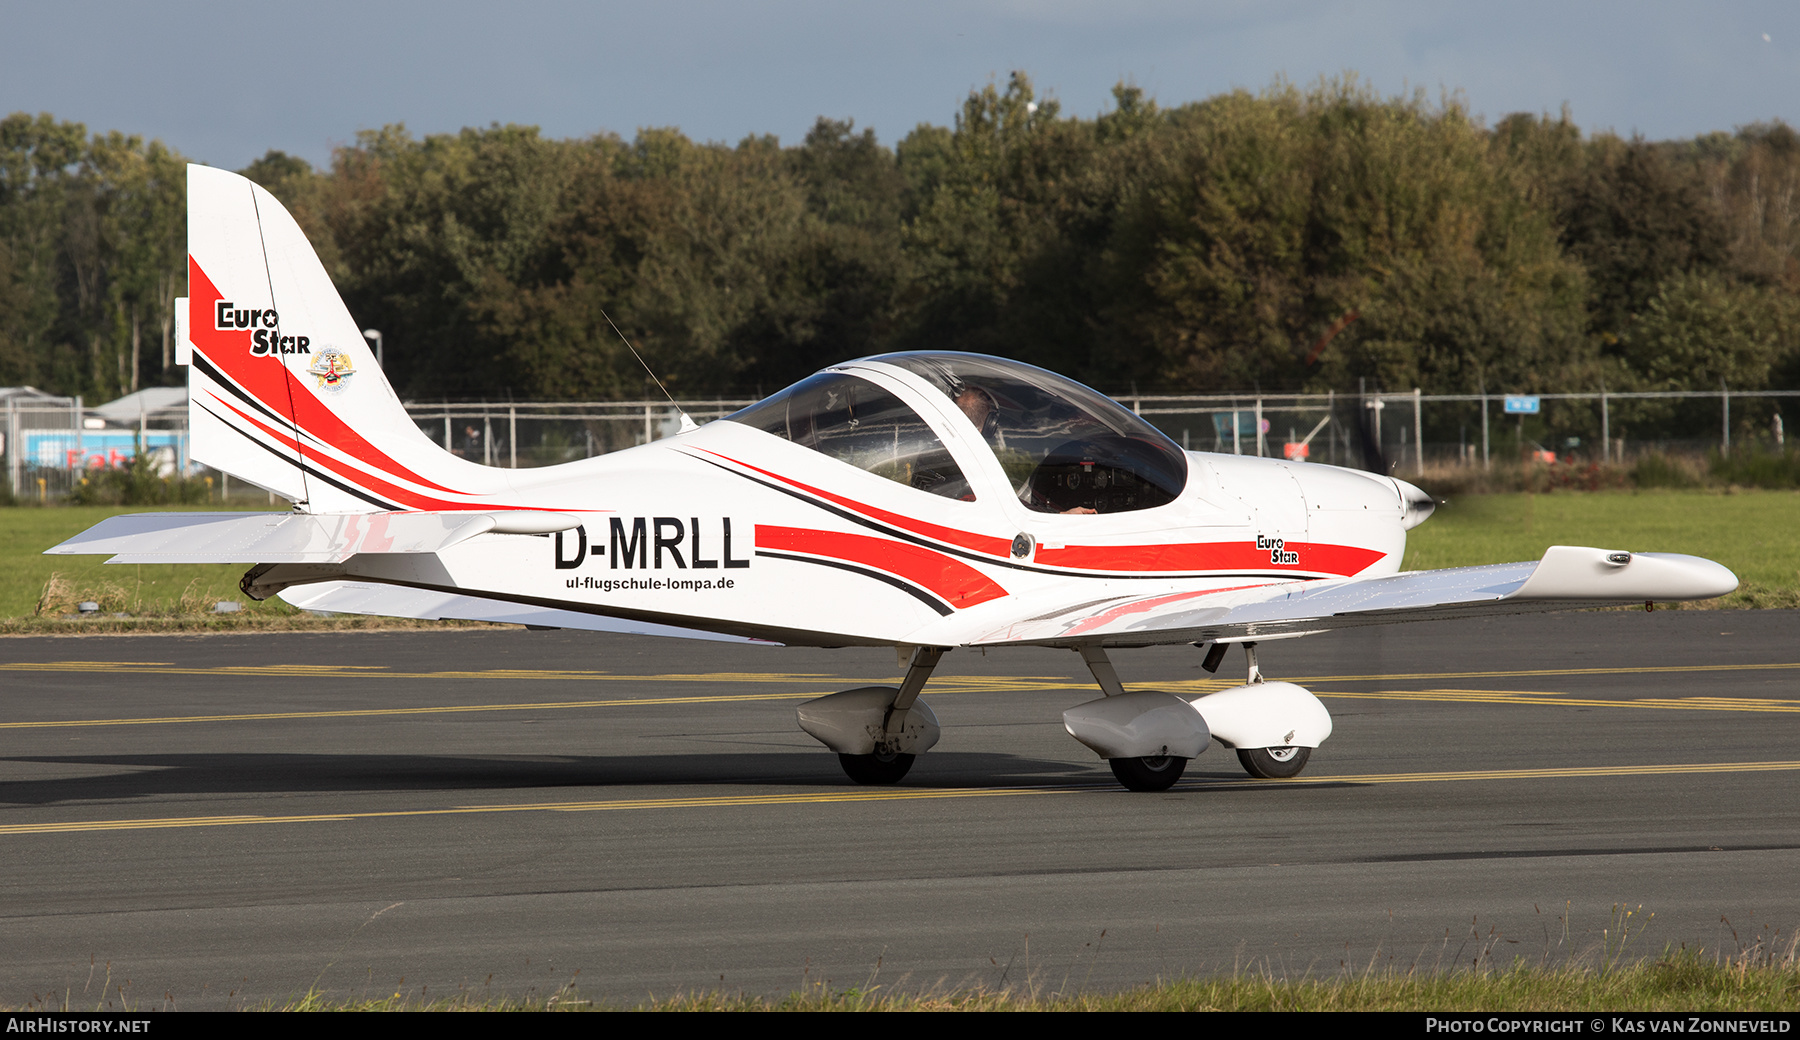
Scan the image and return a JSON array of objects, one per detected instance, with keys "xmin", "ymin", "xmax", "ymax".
[
  {"xmin": 44, "ymin": 511, "xmax": 581, "ymax": 564},
  {"xmin": 960, "ymin": 546, "xmax": 1738, "ymax": 648}
]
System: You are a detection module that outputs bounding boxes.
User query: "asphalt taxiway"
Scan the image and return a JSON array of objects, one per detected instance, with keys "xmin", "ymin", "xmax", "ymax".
[{"xmin": 1, "ymin": 610, "xmax": 1796, "ymax": 1008}]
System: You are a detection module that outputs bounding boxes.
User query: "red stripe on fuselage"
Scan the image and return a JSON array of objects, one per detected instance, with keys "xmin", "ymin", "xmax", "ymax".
[
  {"xmin": 757, "ymin": 525, "xmax": 1008, "ymax": 609},
  {"xmin": 697, "ymin": 449, "xmax": 1014, "ymax": 557},
  {"xmin": 1035, "ymin": 541, "xmax": 1386, "ymax": 577},
  {"xmin": 697, "ymin": 447, "xmax": 1386, "ymax": 578}
]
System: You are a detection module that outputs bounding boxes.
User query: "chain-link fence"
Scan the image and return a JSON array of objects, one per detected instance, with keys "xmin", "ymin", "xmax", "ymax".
[
  {"xmin": 6, "ymin": 386, "xmax": 1797, "ymax": 501},
  {"xmin": 4, "ymin": 390, "xmax": 191, "ymax": 502}
]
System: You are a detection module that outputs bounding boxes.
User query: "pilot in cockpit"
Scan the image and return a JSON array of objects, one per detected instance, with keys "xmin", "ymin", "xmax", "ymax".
[
  {"xmin": 952, "ymin": 385, "xmax": 998, "ymax": 437},
  {"xmin": 951, "ymin": 383, "xmax": 1100, "ymax": 515}
]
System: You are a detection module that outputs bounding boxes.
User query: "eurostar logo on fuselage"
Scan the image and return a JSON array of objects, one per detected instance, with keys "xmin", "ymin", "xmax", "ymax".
[
  {"xmin": 1256, "ymin": 534, "xmax": 1300, "ymax": 565},
  {"xmin": 214, "ymin": 300, "xmax": 311, "ymax": 356}
]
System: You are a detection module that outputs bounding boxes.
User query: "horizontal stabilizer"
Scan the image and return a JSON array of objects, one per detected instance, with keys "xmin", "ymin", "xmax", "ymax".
[
  {"xmin": 279, "ymin": 581, "xmax": 775, "ymax": 644},
  {"xmin": 45, "ymin": 511, "xmax": 581, "ymax": 564}
]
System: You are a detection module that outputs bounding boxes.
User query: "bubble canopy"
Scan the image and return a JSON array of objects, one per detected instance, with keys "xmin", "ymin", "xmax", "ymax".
[{"xmin": 727, "ymin": 352, "xmax": 1189, "ymax": 515}]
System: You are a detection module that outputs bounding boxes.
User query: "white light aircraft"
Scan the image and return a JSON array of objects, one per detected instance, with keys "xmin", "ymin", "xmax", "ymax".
[{"xmin": 49, "ymin": 166, "xmax": 1740, "ymax": 791}]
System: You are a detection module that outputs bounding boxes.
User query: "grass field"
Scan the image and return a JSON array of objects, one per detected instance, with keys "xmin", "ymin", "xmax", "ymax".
[
  {"xmin": 0, "ymin": 505, "xmax": 450, "ymax": 631},
  {"xmin": 1402, "ymin": 489, "xmax": 1800, "ymax": 608},
  {"xmin": 1, "ymin": 506, "xmax": 275, "ymax": 619},
  {"xmin": 1, "ymin": 489, "xmax": 1795, "ymax": 629}
]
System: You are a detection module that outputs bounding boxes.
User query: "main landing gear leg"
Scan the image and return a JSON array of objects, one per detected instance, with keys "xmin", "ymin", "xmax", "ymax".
[
  {"xmin": 1063, "ymin": 645, "xmax": 1208, "ymax": 792},
  {"xmin": 842, "ymin": 646, "xmax": 944, "ymax": 784},
  {"xmin": 796, "ymin": 646, "xmax": 946, "ymax": 786}
]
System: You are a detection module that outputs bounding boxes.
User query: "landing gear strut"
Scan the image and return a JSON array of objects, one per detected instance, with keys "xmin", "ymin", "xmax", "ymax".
[
  {"xmin": 1063, "ymin": 646, "xmax": 1209, "ymax": 792},
  {"xmin": 1188, "ymin": 641, "xmax": 1332, "ymax": 780},
  {"xmin": 797, "ymin": 647, "xmax": 945, "ymax": 785}
]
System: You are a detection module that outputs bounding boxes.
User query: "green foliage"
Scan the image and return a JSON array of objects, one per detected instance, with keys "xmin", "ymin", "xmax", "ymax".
[
  {"xmin": 1713, "ymin": 448, "xmax": 1800, "ymax": 489},
  {"xmin": 1632, "ymin": 452, "xmax": 1706, "ymax": 489},
  {"xmin": 1559, "ymin": 137, "xmax": 1732, "ymax": 344},
  {"xmin": 1624, "ymin": 272, "xmax": 1793, "ymax": 390},
  {"xmin": 1109, "ymin": 81, "xmax": 1590, "ymax": 394},
  {"xmin": 4, "ymin": 83, "xmax": 1798, "ymax": 404},
  {"xmin": 66, "ymin": 448, "xmax": 211, "ymax": 506},
  {"xmin": 0, "ymin": 112, "xmax": 186, "ymax": 400}
]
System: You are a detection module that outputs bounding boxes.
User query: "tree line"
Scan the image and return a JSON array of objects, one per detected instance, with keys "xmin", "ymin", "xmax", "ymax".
[{"xmin": 3, "ymin": 75, "xmax": 1797, "ymax": 421}]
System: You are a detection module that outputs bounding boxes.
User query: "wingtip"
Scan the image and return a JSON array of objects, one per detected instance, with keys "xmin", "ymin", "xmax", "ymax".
[
  {"xmin": 1634, "ymin": 553, "xmax": 1739, "ymax": 600},
  {"xmin": 1514, "ymin": 546, "xmax": 1740, "ymax": 601}
]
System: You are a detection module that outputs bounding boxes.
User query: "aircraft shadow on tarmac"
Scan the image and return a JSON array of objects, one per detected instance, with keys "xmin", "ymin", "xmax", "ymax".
[
  {"xmin": 0, "ymin": 751, "xmax": 1106, "ymax": 804},
  {"xmin": 0, "ymin": 753, "xmax": 1346, "ymax": 805}
]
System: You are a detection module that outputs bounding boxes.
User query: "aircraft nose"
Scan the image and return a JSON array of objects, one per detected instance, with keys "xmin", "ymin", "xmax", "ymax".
[{"xmin": 1394, "ymin": 478, "xmax": 1436, "ymax": 530}]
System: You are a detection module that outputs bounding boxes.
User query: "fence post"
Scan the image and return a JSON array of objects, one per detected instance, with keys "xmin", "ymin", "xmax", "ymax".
[
  {"xmin": 1254, "ymin": 397, "xmax": 1264, "ymax": 457},
  {"xmin": 509, "ymin": 406, "xmax": 517, "ymax": 469},
  {"xmin": 644, "ymin": 403, "xmax": 653, "ymax": 445},
  {"xmin": 1372, "ymin": 393, "xmax": 1383, "ymax": 463},
  {"xmin": 1326, "ymin": 390, "xmax": 1335, "ymax": 466},
  {"xmin": 1721, "ymin": 380, "xmax": 1730, "ymax": 457},
  {"xmin": 1413, "ymin": 388, "xmax": 1423, "ymax": 476},
  {"xmin": 1601, "ymin": 384, "xmax": 1610, "ymax": 463},
  {"xmin": 5, "ymin": 400, "xmax": 16, "ymax": 499},
  {"xmin": 1480, "ymin": 392, "xmax": 1489, "ymax": 470}
]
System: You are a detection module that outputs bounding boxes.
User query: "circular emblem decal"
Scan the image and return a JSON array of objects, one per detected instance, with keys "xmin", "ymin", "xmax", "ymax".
[{"xmin": 308, "ymin": 348, "xmax": 355, "ymax": 394}]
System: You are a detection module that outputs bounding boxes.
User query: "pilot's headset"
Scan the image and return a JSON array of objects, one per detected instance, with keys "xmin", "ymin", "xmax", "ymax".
[{"xmin": 950, "ymin": 383, "xmax": 1002, "ymax": 440}]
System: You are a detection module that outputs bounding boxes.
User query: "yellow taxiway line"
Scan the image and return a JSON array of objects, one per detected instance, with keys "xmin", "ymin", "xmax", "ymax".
[
  {"xmin": 1, "ymin": 660, "xmax": 1795, "ymax": 730},
  {"xmin": 4, "ymin": 759, "xmax": 1798, "ymax": 837}
]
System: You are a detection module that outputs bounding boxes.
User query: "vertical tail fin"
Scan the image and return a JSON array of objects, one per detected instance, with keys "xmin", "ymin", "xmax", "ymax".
[{"xmin": 184, "ymin": 164, "xmax": 499, "ymax": 511}]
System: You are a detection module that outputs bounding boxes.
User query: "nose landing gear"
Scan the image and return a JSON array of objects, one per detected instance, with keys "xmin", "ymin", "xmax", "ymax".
[{"xmin": 1064, "ymin": 641, "xmax": 1334, "ymax": 790}]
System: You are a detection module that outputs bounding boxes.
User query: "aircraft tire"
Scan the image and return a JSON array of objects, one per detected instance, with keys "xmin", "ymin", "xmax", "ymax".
[
  {"xmin": 1108, "ymin": 755, "xmax": 1186, "ymax": 792},
  {"xmin": 838, "ymin": 751, "xmax": 915, "ymax": 785},
  {"xmin": 1237, "ymin": 746, "xmax": 1311, "ymax": 779}
]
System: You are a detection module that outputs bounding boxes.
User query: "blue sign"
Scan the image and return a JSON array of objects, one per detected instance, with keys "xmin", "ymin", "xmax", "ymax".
[
  {"xmin": 1210, "ymin": 412, "xmax": 1262, "ymax": 441},
  {"xmin": 22, "ymin": 429, "xmax": 189, "ymax": 471},
  {"xmin": 1503, "ymin": 396, "xmax": 1541, "ymax": 415}
]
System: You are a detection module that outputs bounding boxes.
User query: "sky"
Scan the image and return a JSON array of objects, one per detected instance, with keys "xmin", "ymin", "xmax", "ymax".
[{"xmin": 3, "ymin": 0, "xmax": 1797, "ymax": 170}]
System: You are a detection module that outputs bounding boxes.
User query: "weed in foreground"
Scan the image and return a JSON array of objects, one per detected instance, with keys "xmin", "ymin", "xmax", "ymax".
[
  {"xmin": 249, "ymin": 951, "xmax": 1800, "ymax": 1011},
  {"xmin": 249, "ymin": 910, "xmax": 1800, "ymax": 1012}
]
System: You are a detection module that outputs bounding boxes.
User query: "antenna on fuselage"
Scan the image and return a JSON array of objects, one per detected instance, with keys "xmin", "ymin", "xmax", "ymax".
[{"xmin": 600, "ymin": 305, "xmax": 697, "ymax": 434}]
